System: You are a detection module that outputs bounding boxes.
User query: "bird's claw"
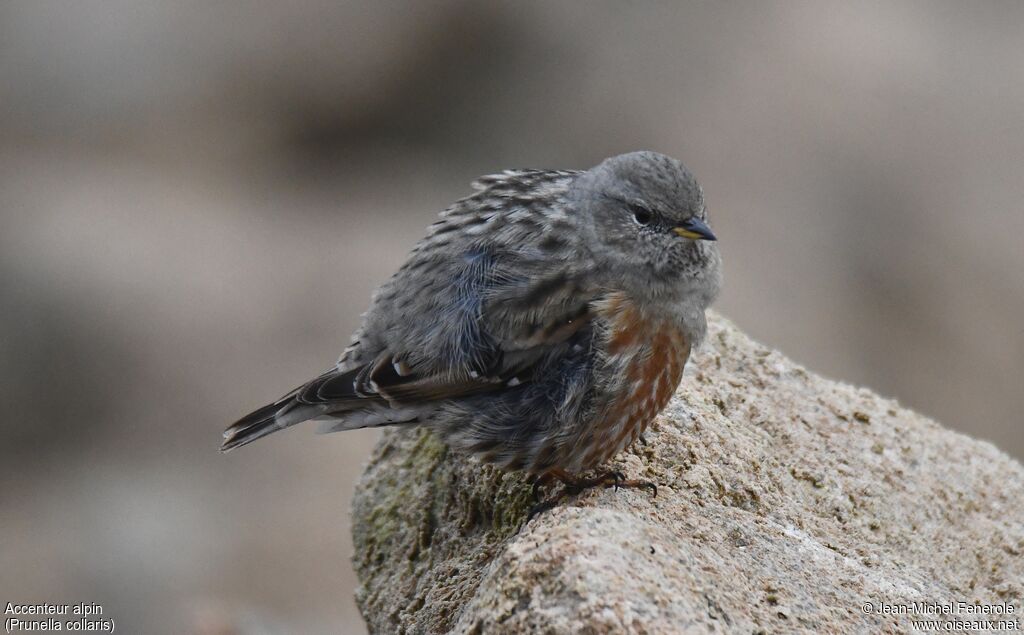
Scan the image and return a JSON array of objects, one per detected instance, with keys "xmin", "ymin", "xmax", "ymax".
[
  {"xmin": 609, "ymin": 471, "xmax": 625, "ymax": 490},
  {"xmin": 526, "ymin": 469, "xmax": 657, "ymax": 521}
]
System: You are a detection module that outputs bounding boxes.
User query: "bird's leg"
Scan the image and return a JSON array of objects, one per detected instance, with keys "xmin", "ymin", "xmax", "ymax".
[
  {"xmin": 556, "ymin": 468, "xmax": 658, "ymax": 497},
  {"xmin": 561, "ymin": 469, "xmax": 624, "ymax": 492},
  {"xmin": 614, "ymin": 476, "xmax": 658, "ymax": 496},
  {"xmin": 527, "ymin": 468, "xmax": 657, "ymax": 521}
]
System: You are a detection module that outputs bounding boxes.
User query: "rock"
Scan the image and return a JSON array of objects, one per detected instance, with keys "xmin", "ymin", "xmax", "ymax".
[{"xmin": 351, "ymin": 313, "xmax": 1024, "ymax": 633}]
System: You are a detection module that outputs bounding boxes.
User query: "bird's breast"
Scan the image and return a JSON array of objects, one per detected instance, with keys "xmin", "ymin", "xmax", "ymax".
[{"xmin": 577, "ymin": 292, "xmax": 691, "ymax": 469}]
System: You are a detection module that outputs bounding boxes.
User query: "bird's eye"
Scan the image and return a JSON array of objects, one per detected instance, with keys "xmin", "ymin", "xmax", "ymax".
[{"xmin": 631, "ymin": 205, "xmax": 653, "ymax": 226}]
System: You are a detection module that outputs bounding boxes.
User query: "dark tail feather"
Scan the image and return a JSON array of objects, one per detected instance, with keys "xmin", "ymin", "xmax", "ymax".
[
  {"xmin": 221, "ymin": 366, "xmax": 374, "ymax": 452},
  {"xmin": 221, "ymin": 399, "xmax": 293, "ymax": 453}
]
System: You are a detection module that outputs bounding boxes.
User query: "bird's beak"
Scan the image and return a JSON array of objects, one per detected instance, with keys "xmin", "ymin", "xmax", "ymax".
[{"xmin": 672, "ymin": 217, "xmax": 717, "ymax": 241}]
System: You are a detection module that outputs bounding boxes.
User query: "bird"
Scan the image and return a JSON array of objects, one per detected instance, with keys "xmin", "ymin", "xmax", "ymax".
[{"xmin": 222, "ymin": 150, "xmax": 721, "ymax": 508}]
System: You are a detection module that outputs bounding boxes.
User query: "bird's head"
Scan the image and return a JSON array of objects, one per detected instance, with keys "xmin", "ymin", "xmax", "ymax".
[{"xmin": 570, "ymin": 150, "xmax": 721, "ymax": 305}]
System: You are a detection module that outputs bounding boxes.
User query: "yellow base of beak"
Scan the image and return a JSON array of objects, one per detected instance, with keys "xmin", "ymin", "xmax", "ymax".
[{"xmin": 673, "ymin": 227, "xmax": 707, "ymax": 240}]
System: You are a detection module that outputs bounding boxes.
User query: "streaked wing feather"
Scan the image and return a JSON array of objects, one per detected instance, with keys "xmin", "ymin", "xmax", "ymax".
[
  {"xmin": 298, "ymin": 303, "xmax": 592, "ymax": 408},
  {"xmin": 310, "ymin": 167, "xmax": 591, "ymax": 409}
]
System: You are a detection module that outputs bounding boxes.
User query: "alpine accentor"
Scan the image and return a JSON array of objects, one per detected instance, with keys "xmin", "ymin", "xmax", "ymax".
[{"xmin": 223, "ymin": 151, "xmax": 720, "ymax": 502}]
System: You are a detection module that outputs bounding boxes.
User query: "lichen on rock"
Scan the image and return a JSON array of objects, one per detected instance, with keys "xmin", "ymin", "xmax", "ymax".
[{"xmin": 351, "ymin": 313, "xmax": 1024, "ymax": 633}]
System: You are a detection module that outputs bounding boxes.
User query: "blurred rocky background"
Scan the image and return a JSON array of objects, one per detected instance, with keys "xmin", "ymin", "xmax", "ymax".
[{"xmin": 1, "ymin": 2, "xmax": 1022, "ymax": 633}]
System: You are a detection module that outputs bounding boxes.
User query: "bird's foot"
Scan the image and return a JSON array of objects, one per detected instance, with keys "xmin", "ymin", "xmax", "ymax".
[
  {"xmin": 527, "ymin": 468, "xmax": 657, "ymax": 521},
  {"xmin": 560, "ymin": 469, "xmax": 658, "ymax": 497}
]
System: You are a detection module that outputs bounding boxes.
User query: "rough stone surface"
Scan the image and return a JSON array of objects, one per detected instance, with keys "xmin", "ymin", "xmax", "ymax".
[{"xmin": 351, "ymin": 313, "xmax": 1024, "ymax": 634}]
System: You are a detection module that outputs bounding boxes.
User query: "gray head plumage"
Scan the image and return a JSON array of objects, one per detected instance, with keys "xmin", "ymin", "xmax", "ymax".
[{"xmin": 569, "ymin": 151, "xmax": 721, "ymax": 306}]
